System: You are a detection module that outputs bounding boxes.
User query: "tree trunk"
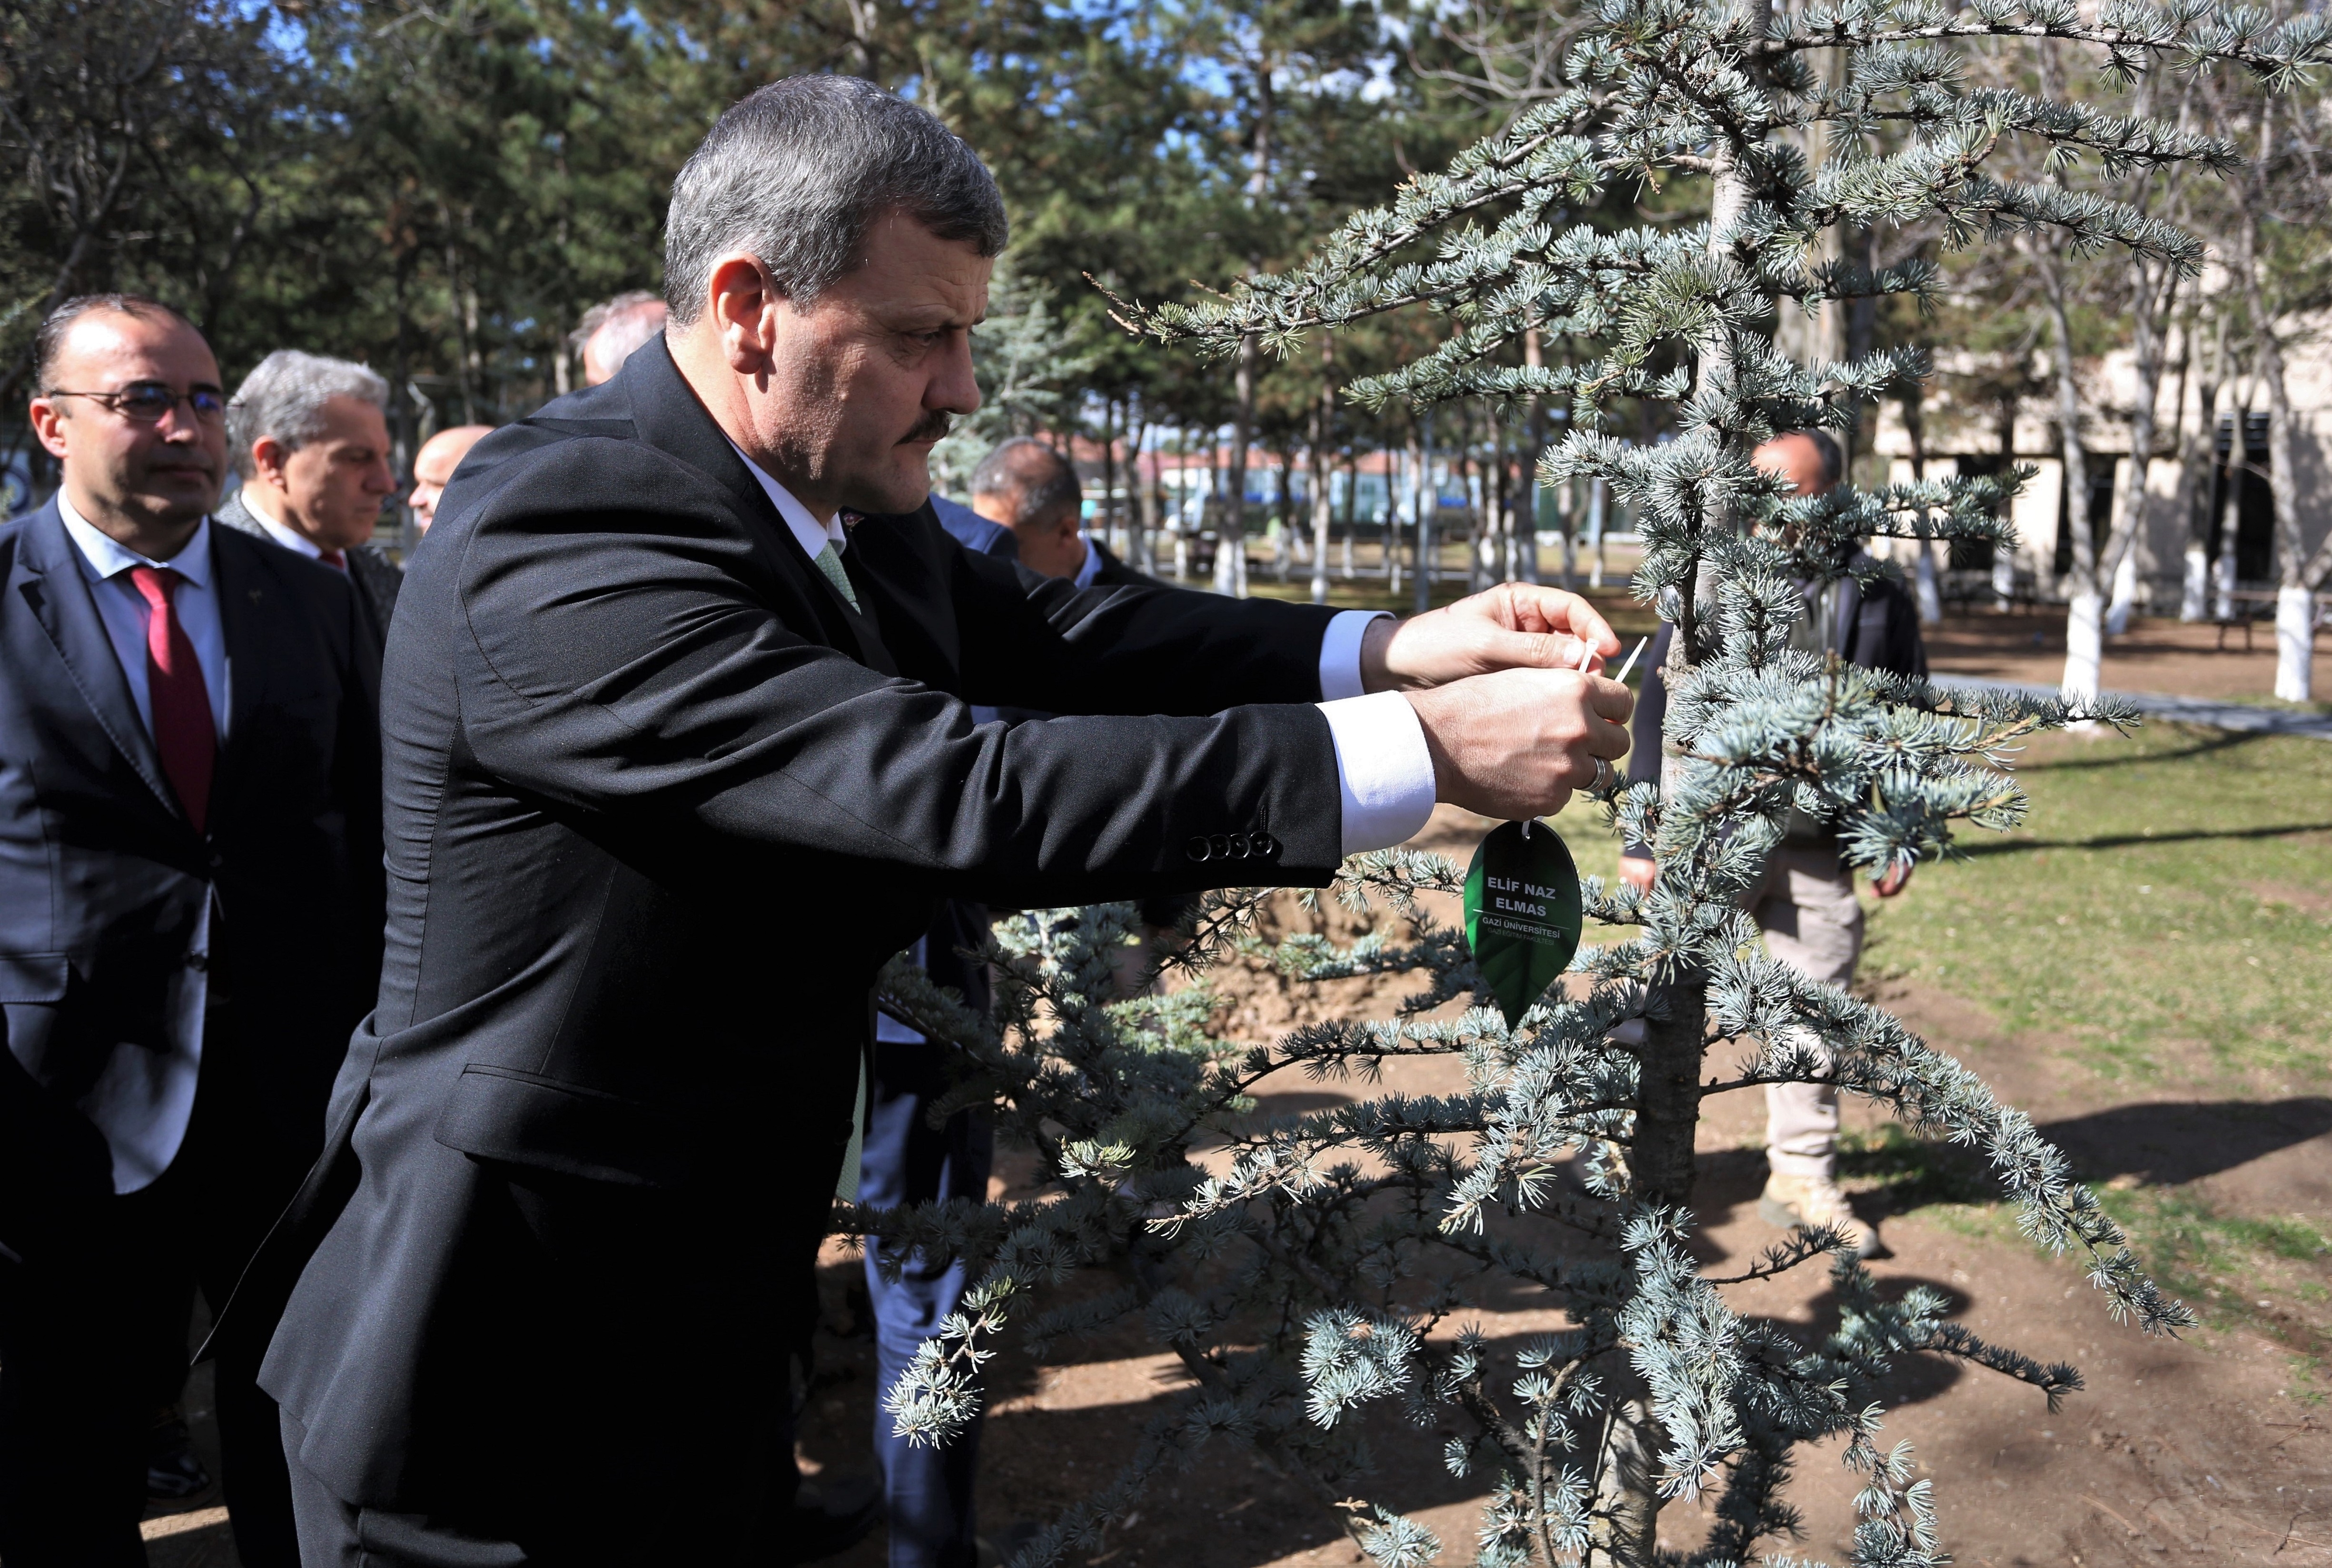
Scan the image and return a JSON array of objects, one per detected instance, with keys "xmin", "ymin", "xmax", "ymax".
[
  {"xmin": 1588, "ymin": 1397, "xmax": 1662, "ymax": 1568},
  {"xmin": 2176, "ymin": 307, "xmax": 2227, "ymax": 622},
  {"xmin": 1524, "ymin": 330, "xmax": 1548, "ymax": 586},
  {"xmin": 1411, "ymin": 412, "xmax": 1435, "ymax": 613},
  {"xmin": 2105, "ymin": 262, "xmax": 2176, "ymax": 637},
  {"xmin": 2040, "ymin": 252, "xmax": 2103, "ymax": 702},
  {"xmin": 1310, "ymin": 340, "xmax": 1335, "ymax": 604},
  {"xmin": 1100, "ymin": 397, "xmax": 1121, "ymax": 560},
  {"xmin": 1272, "ymin": 443, "xmax": 1294, "ymax": 583},
  {"xmin": 1590, "ymin": 53, "xmax": 1773, "ymax": 1559},
  {"xmin": 2232, "ymin": 144, "xmax": 2316, "ymax": 699},
  {"xmin": 1220, "ymin": 335, "xmax": 1256, "ymax": 596},
  {"xmin": 1900, "ymin": 385, "xmax": 1943, "ymax": 623}
]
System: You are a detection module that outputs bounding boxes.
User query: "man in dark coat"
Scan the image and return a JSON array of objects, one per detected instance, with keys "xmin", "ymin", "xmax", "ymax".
[
  {"xmin": 258, "ymin": 76, "xmax": 1634, "ymax": 1566},
  {"xmin": 969, "ymin": 434, "xmax": 1158, "ymax": 588},
  {"xmin": 1619, "ymin": 428, "xmax": 1924, "ymax": 1258},
  {"xmin": 216, "ymin": 348, "xmax": 403, "ymax": 645},
  {"xmin": 0, "ymin": 295, "xmax": 382, "ymax": 1568}
]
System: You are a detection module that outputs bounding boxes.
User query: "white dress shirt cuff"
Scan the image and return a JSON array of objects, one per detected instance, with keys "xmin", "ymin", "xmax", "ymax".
[
  {"xmin": 1316, "ymin": 610, "xmax": 1388, "ymax": 702},
  {"xmin": 1317, "ymin": 691, "xmax": 1438, "ymax": 857}
]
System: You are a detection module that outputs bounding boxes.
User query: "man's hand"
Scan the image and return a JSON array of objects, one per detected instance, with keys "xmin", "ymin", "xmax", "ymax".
[
  {"xmin": 1361, "ymin": 584, "xmax": 1620, "ymax": 692},
  {"xmin": 1407, "ymin": 669, "xmax": 1633, "ymax": 821},
  {"xmin": 1617, "ymin": 856, "xmax": 1657, "ymax": 894},
  {"xmin": 1873, "ymin": 862, "xmax": 1913, "ymax": 897}
]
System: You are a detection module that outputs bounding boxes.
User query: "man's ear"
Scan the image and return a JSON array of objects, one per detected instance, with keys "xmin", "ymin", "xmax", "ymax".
[
  {"xmin": 706, "ymin": 253, "xmax": 785, "ymax": 374},
  {"xmin": 26, "ymin": 397, "xmax": 68, "ymax": 460},
  {"xmin": 250, "ymin": 434, "xmax": 289, "ymax": 490}
]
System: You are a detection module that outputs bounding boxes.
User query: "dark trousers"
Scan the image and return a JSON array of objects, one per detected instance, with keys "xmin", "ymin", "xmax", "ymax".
[
  {"xmin": 861, "ymin": 1035, "xmax": 995, "ymax": 1568},
  {"xmin": 0, "ymin": 1058, "xmax": 302, "ymax": 1568}
]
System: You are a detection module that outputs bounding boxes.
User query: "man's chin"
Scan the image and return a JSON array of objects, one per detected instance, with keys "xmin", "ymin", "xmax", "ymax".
[
  {"xmin": 845, "ymin": 460, "xmax": 933, "ymax": 519},
  {"xmin": 135, "ymin": 484, "xmax": 221, "ymax": 527}
]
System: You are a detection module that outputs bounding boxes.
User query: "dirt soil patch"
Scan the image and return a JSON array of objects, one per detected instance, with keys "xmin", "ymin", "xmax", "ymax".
[
  {"xmin": 796, "ymin": 808, "xmax": 2332, "ymax": 1568},
  {"xmin": 1923, "ymin": 609, "xmax": 2329, "ymax": 703}
]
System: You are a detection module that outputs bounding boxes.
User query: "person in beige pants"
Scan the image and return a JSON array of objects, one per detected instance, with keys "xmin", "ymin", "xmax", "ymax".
[{"xmin": 1617, "ymin": 430, "xmax": 1926, "ymax": 1258}]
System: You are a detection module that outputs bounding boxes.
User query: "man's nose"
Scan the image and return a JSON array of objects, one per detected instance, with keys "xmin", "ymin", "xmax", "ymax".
[
  {"xmin": 366, "ymin": 457, "xmax": 397, "ymax": 494},
  {"xmin": 932, "ymin": 332, "xmax": 980, "ymax": 415},
  {"xmin": 153, "ymin": 402, "xmax": 204, "ymax": 441}
]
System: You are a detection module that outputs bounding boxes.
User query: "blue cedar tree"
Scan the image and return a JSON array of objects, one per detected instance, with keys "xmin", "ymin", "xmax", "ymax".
[{"xmin": 850, "ymin": 1, "xmax": 2329, "ymax": 1561}]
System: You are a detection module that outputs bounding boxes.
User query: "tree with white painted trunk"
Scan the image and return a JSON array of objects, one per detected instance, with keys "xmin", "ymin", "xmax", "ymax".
[{"xmin": 2222, "ymin": 93, "xmax": 2332, "ymax": 700}]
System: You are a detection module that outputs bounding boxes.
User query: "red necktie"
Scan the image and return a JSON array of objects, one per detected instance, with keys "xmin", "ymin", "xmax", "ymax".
[
  {"xmin": 316, "ymin": 548, "xmax": 347, "ymax": 571},
  {"xmin": 127, "ymin": 566, "xmax": 217, "ymax": 833}
]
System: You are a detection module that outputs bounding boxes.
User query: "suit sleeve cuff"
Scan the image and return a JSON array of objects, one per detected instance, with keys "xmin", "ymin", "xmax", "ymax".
[
  {"xmin": 1317, "ymin": 610, "xmax": 1389, "ymax": 702},
  {"xmin": 1317, "ymin": 691, "xmax": 1437, "ymax": 857}
]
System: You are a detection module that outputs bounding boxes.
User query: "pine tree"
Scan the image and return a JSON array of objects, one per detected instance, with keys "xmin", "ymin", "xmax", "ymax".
[{"xmin": 855, "ymin": 2, "xmax": 2332, "ymax": 1563}]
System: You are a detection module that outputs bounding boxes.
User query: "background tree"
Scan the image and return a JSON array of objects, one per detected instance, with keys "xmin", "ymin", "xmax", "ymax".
[{"xmin": 0, "ymin": 0, "xmax": 293, "ymax": 418}]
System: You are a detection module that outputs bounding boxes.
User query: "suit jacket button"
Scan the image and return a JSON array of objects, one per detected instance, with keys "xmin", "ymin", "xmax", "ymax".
[
  {"xmin": 1227, "ymin": 832, "xmax": 1249, "ymax": 858},
  {"xmin": 1208, "ymin": 833, "xmax": 1230, "ymax": 860},
  {"xmin": 1252, "ymin": 832, "xmax": 1278, "ymax": 858},
  {"xmin": 1186, "ymin": 835, "xmax": 1211, "ymax": 861}
]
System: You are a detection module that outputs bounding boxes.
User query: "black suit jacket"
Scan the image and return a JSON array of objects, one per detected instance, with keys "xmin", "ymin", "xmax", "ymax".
[
  {"xmin": 260, "ymin": 337, "xmax": 1348, "ymax": 1510},
  {"xmin": 214, "ymin": 487, "xmax": 403, "ymax": 650},
  {"xmin": 1088, "ymin": 539, "xmax": 1165, "ymax": 590},
  {"xmin": 0, "ymin": 501, "xmax": 383, "ymax": 1212}
]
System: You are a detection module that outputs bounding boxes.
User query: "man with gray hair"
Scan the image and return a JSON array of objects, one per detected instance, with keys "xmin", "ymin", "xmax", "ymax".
[
  {"xmin": 216, "ymin": 348, "xmax": 403, "ymax": 646},
  {"xmin": 572, "ymin": 290, "xmax": 669, "ymax": 387},
  {"xmin": 257, "ymin": 75, "xmax": 1630, "ymax": 1566}
]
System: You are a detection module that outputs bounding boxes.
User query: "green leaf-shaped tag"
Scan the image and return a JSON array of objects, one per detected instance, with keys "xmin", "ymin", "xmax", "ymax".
[{"xmin": 1463, "ymin": 820, "xmax": 1583, "ymax": 1030}]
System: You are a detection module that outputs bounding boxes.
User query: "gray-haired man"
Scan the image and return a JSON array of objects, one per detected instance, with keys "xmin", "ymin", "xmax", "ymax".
[
  {"xmin": 573, "ymin": 290, "xmax": 670, "ymax": 387},
  {"xmin": 217, "ymin": 349, "xmax": 403, "ymax": 645},
  {"xmin": 257, "ymin": 76, "xmax": 1630, "ymax": 1567}
]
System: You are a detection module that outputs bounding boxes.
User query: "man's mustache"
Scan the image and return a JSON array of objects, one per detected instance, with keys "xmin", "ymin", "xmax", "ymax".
[{"xmin": 901, "ymin": 411, "xmax": 953, "ymax": 445}]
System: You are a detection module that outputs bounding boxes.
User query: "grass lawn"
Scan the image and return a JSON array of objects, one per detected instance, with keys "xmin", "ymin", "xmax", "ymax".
[
  {"xmin": 1542, "ymin": 720, "xmax": 2332, "ymax": 1084},
  {"xmin": 1518, "ymin": 719, "xmax": 2332, "ymax": 1351},
  {"xmin": 1859, "ymin": 724, "xmax": 2332, "ymax": 1085}
]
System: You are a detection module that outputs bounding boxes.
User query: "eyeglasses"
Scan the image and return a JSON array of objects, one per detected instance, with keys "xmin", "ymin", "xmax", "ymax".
[{"xmin": 45, "ymin": 383, "xmax": 228, "ymax": 424}]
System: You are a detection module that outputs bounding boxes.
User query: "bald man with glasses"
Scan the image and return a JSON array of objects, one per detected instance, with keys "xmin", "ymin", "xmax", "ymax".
[{"xmin": 0, "ymin": 294, "xmax": 383, "ymax": 1568}]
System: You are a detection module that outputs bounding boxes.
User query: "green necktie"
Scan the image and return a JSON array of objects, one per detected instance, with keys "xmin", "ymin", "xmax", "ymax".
[{"xmin": 812, "ymin": 541, "xmax": 860, "ymax": 612}]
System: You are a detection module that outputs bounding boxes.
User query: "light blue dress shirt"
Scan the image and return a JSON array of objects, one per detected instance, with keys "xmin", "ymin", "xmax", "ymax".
[{"xmin": 56, "ymin": 492, "xmax": 231, "ymax": 741}]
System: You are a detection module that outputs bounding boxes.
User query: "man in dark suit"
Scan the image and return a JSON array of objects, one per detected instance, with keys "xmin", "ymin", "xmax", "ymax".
[
  {"xmin": 970, "ymin": 434, "xmax": 1155, "ymax": 587},
  {"xmin": 0, "ymin": 295, "xmax": 383, "ymax": 1568},
  {"xmin": 216, "ymin": 349, "xmax": 403, "ymax": 644},
  {"xmin": 1619, "ymin": 428, "xmax": 1924, "ymax": 1260},
  {"xmin": 260, "ymin": 76, "xmax": 1632, "ymax": 1566}
]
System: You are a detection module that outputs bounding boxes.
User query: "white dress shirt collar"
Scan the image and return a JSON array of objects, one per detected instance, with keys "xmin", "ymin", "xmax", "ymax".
[
  {"xmin": 725, "ymin": 438, "xmax": 847, "ymax": 562},
  {"xmin": 57, "ymin": 489, "xmax": 216, "ymax": 587},
  {"xmin": 231, "ymin": 484, "xmax": 336, "ymax": 564}
]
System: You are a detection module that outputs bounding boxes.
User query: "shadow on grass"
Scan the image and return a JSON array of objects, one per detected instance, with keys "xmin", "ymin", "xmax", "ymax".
[
  {"xmin": 1829, "ymin": 1098, "xmax": 2332, "ymax": 1206},
  {"xmin": 2016, "ymin": 728, "xmax": 2272, "ymax": 772},
  {"xmin": 1953, "ymin": 822, "xmax": 2332, "ymax": 857}
]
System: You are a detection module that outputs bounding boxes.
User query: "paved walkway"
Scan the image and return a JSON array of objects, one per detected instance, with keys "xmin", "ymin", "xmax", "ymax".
[{"xmin": 1929, "ymin": 673, "xmax": 2332, "ymax": 739}]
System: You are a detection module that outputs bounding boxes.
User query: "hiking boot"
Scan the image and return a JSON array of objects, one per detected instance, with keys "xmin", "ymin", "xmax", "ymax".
[{"xmin": 1759, "ymin": 1172, "xmax": 1887, "ymax": 1259}]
